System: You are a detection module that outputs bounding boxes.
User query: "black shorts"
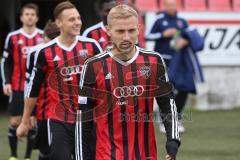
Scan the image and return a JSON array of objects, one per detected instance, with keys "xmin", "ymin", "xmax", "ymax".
[
  {"xmin": 49, "ymin": 119, "xmax": 96, "ymax": 160},
  {"xmin": 34, "ymin": 120, "xmax": 50, "ymax": 152},
  {"xmin": 8, "ymin": 91, "xmax": 24, "ymax": 116}
]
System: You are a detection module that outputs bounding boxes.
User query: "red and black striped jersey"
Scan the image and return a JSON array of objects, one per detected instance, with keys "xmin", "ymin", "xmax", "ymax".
[
  {"xmin": 1, "ymin": 28, "xmax": 43, "ymax": 92},
  {"xmin": 80, "ymin": 46, "xmax": 180, "ymax": 160},
  {"xmin": 26, "ymin": 36, "xmax": 102, "ymax": 123},
  {"xmin": 82, "ymin": 22, "xmax": 110, "ymax": 50},
  {"xmin": 25, "ymin": 44, "xmax": 49, "ymax": 120}
]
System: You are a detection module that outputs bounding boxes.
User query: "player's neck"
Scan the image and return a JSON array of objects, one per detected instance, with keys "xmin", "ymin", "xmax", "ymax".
[
  {"xmin": 58, "ymin": 34, "xmax": 77, "ymax": 48},
  {"xmin": 112, "ymin": 47, "xmax": 136, "ymax": 61},
  {"xmin": 22, "ymin": 25, "xmax": 36, "ymax": 35}
]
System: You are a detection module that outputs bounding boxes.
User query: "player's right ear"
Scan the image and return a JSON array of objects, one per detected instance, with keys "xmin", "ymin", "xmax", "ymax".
[{"xmin": 106, "ymin": 25, "xmax": 111, "ymax": 37}]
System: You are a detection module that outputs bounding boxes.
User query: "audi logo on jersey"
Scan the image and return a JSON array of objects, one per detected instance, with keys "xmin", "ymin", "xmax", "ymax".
[
  {"xmin": 60, "ymin": 65, "xmax": 83, "ymax": 81},
  {"xmin": 21, "ymin": 46, "xmax": 35, "ymax": 58},
  {"xmin": 113, "ymin": 85, "xmax": 144, "ymax": 99}
]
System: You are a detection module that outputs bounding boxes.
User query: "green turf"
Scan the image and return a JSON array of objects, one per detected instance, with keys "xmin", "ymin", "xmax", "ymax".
[
  {"xmin": 1, "ymin": 108, "xmax": 240, "ymax": 160},
  {"xmin": 155, "ymin": 108, "xmax": 240, "ymax": 160}
]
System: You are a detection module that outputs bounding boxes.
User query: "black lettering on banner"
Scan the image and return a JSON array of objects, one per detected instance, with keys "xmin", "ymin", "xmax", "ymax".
[
  {"xmin": 225, "ymin": 29, "xmax": 240, "ymax": 49},
  {"xmin": 209, "ymin": 28, "xmax": 227, "ymax": 50},
  {"xmin": 202, "ymin": 28, "xmax": 210, "ymax": 40}
]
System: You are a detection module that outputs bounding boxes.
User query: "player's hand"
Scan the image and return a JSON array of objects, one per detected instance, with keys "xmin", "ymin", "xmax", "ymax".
[
  {"xmin": 163, "ymin": 28, "xmax": 177, "ymax": 38},
  {"xmin": 175, "ymin": 38, "xmax": 189, "ymax": 50},
  {"xmin": 29, "ymin": 116, "xmax": 37, "ymax": 129},
  {"xmin": 16, "ymin": 122, "xmax": 29, "ymax": 138},
  {"xmin": 165, "ymin": 154, "xmax": 174, "ymax": 160},
  {"xmin": 3, "ymin": 84, "xmax": 12, "ymax": 96}
]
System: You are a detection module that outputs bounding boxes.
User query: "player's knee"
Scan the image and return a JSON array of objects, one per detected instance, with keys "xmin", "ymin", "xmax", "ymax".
[
  {"xmin": 10, "ymin": 116, "xmax": 21, "ymax": 126},
  {"xmin": 8, "ymin": 125, "xmax": 18, "ymax": 137}
]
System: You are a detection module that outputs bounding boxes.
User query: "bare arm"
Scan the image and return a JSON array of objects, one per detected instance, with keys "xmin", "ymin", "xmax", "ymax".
[{"xmin": 17, "ymin": 97, "xmax": 37, "ymax": 137}]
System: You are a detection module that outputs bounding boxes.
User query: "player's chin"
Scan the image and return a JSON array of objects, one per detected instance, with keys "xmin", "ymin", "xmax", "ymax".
[
  {"xmin": 26, "ymin": 22, "xmax": 35, "ymax": 27},
  {"xmin": 72, "ymin": 29, "xmax": 80, "ymax": 35},
  {"xmin": 72, "ymin": 31, "xmax": 80, "ymax": 36}
]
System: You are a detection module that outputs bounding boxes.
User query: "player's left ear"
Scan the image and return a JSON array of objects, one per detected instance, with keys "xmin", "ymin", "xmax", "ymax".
[
  {"xmin": 55, "ymin": 19, "xmax": 61, "ymax": 28},
  {"xmin": 35, "ymin": 16, "xmax": 39, "ymax": 23}
]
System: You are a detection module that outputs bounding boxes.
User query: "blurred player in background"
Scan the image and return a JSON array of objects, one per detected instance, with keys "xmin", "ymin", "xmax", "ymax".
[
  {"xmin": 80, "ymin": 4, "xmax": 180, "ymax": 160},
  {"xmin": 1, "ymin": 3, "xmax": 43, "ymax": 160},
  {"xmin": 146, "ymin": 0, "xmax": 204, "ymax": 133},
  {"xmin": 82, "ymin": 0, "xmax": 145, "ymax": 50},
  {"xmin": 17, "ymin": 1, "xmax": 102, "ymax": 160},
  {"xmin": 24, "ymin": 20, "xmax": 60, "ymax": 160}
]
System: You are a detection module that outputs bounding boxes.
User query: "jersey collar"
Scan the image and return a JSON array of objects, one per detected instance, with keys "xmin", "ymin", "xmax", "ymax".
[
  {"xmin": 100, "ymin": 21, "xmax": 107, "ymax": 32},
  {"xmin": 56, "ymin": 36, "xmax": 78, "ymax": 52},
  {"xmin": 20, "ymin": 28, "xmax": 39, "ymax": 39},
  {"xmin": 108, "ymin": 46, "xmax": 139, "ymax": 66}
]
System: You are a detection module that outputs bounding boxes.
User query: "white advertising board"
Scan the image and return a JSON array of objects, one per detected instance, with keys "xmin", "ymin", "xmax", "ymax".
[{"xmin": 146, "ymin": 12, "xmax": 240, "ymax": 66}]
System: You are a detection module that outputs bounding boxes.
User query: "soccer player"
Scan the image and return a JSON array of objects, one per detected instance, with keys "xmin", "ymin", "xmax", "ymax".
[
  {"xmin": 17, "ymin": 1, "xmax": 102, "ymax": 160},
  {"xmin": 24, "ymin": 20, "xmax": 60, "ymax": 160},
  {"xmin": 1, "ymin": 3, "xmax": 43, "ymax": 160},
  {"xmin": 80, "ymin": 4, "xmax": 180, "ymax": 160},
  {"xmin": 82, "ymin": 0, "xmax": 145, "ymax": 50},
  {"xmin": 82, "ymin": 0, "xmax": 117, "ymax": 50}
]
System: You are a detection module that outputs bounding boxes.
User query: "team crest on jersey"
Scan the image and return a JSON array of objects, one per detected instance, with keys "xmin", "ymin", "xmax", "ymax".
[
  {"xmin": 37, "ymin": 38, "xmax": 44, "ymax": 44},
  {"xmin": 21, "ymin": 46, "xmax": 34, "ymax": 58},
  {"xmin": 177, "ymin": 20, "xmax": 184, "ymax": 28},
  {"xmin": 18, "ymin": 39, "xmax": 24, "ymax": 45},
  {"xmin": 139, "ymin": 66, "xmax": 151, "ymax": 79},
  {"xmin": 79, "ymin": 49, "xmax": 88, "ymax": 59},
  {"xmin": 162, "ymin": 20, "xmax": 168, "ymax": 26}
]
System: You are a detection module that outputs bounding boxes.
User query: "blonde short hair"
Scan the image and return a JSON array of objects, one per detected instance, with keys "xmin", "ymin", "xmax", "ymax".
[{"xmin": 107, "ymin": 4, "xmax": 138, "ymax": 26}]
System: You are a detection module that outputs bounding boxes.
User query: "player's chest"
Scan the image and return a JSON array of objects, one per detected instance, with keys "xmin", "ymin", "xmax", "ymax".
[
  {"xmin": 94, "ymin": 62, "xmax": 157, "ymax": 90},
  {"xmin": 12, "ymin": 36, "xmax": 42, "ymax": 59},
  {"xmin": 45, "ymin": 48, "xmax": 94, "ymax": 82}
]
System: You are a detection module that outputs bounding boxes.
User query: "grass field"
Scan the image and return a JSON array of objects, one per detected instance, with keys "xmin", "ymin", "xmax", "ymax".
[{"xmin": 1, "ymin": 108, "xmax": 240, "ymax": 160}]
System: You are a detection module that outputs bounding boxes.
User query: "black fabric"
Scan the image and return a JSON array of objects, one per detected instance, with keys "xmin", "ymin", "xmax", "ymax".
[
  {"xmin": 8, "ymin": 91, "xmax": 24, "ymax": 116},
  {"xmin": 24, "ymin": 128, "xmax": 37, "ymax": 158},
  {"xmin": 166, "ymin": 140, "xmax": 180, "ymax": 160},
  {"xmin": 35, "ymin": 120, "xmax": 50, "ymax": 160},
  {"xmin": 8, "ymin": 125, "xmax": 18, "ymax": 157},
  {"xmin": 175, "ymin": 90, "xmax": 188, "ymax": 119},
  {"xmin": 49, "ymin": 120, "xmax": 75, "ymax": 160},
  {"xmin": 49, "ymin": 119, "xmax": 95, "ymax": 160}
]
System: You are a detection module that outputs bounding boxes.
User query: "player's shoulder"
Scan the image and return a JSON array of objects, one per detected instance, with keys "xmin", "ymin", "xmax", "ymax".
[
  {"xmin": 154, "ymin": 13, "xmax": 166, "ymax": 23},
  {"xmin": 6, "ymin": 28, "xmax": 21, "ymax": 38},
  {"xmin": 77, "ymin": 35, "xmax": 99, "ymax": 43},
  {"xmin": 156, "ymin": 13, "xmax": 165, "ymax": 20},
  {"xmin": 82, "ymin": 21, "xmax": 103, "ymax": 37},
  {"xmin": 84, "ymin": 51, "xmax": 109, "ymax": 65},
  {"xmin": 176, "ymin": 15, "xmax": 188, "ymax": 23},
  {"xmin": 138, "ymin": 47, "xmax": 164, "ymax": 60},
  {"xmin": 36, "ymin": 38, "xmax": 57, "ymax": 53},
  {"xmin": 29, "ymin": 44, "xmax": 44, "ymax": 55},
  {"xmin": 36, "ymin": 28, "xmax": 44, "ymax": 34},
  {"xmin": 138, "ymin": 47, "xmax": 157, "ymax": 55},
  {"xmin": 77, "ymin": 35, "xmax": 103, "ymax": 51}
]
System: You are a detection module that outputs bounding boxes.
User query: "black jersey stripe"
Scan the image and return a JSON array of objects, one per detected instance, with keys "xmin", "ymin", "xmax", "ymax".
[
  {"xmin": 130, "ymin": 59, "xmax": 141, "ymax": 160},
  {"xmin": 17, "ymin": 34, "xmax": 23, "ymax": 91},
  {"xmin": 142, "ymin": 53, "xmax": 150, "ymax": 158},
  {"xmin": 115, "ymin": 61, "xmax": 129, "ymax": 160},
  {"xmin": 102, "ymin": 58, "xmax": 116, "ymax": 160},
  {"xmin": 50, "ymin": 46, "xmax": 68, "ymax": 122},
  {"xmin": 62, "ymin": 50, "xmax": 75, "ymax": 112}
]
